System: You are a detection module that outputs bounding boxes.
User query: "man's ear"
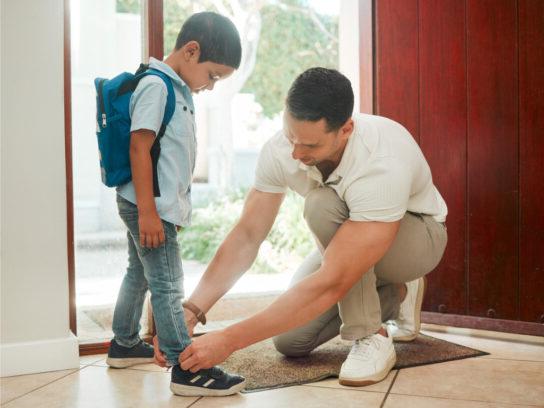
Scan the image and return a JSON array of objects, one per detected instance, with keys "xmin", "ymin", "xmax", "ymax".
[
  {"xmin": 340, "ymin": 118, "xmax": 354, "ymax": 140},
  {"xmin": 183, "ymin": 40, "xmax": 201, "ymax": 62}
]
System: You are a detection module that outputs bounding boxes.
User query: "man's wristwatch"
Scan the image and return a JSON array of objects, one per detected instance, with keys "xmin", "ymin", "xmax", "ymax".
[{"xmin": 182, "ymin": 300, "xmax": 207, "ymax": 325}]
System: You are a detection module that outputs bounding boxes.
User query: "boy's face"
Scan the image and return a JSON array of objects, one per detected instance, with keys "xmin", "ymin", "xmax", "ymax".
[
  {"xmin": 176, "ymin": 41, "xmax": 235, "ymax": 93},
  {"xmin": 186, "ymin": 61, "xmax": 235, "ymax": 93}
]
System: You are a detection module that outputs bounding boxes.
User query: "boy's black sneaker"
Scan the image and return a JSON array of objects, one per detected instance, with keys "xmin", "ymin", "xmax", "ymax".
[
  {"xmin": 106, "ymin": 339, "xmax": 155, "ymax": 368},
  {"xmin": 170, "ymin": 365, "xmax": 246, "ymax": 397}
]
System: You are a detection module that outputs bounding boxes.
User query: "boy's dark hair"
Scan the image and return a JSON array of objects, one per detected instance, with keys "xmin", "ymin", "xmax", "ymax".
[
  {"xmin": 175, "ymin": 12, "xmax": 242, "ymax": 69},
  {"xmin": 286, "ymin": 67, "xmax": 354, "ymax": 132}
]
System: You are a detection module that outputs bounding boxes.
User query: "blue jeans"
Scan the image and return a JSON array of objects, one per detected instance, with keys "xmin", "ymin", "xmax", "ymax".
[{"xmin": 112, "ymin": 194, "xmax": 191, "ymax": 365}]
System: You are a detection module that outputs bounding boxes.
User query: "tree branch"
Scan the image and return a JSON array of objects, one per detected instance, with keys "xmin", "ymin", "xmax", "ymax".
[{"xmin": 277, "ymin": 2, "xmax": 338, "ymax": 44}]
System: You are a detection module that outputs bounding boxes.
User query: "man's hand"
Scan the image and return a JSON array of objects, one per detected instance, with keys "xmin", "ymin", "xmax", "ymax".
[
  {"xmin": 138, "ymin": 212, "xmax": 165, "ymax": 248},
  {"xmin": 152, "ymin": 307, "xmax": 199, "ymax": 367},
  {"xmin": 179, "ymin": 330, "xmax": 235, "ymax": 372}
]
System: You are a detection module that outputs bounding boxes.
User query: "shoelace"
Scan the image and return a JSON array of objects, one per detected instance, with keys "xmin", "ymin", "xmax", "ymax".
[
  {"xmin": 386, "ymin": 320, "xmax": 399, "ymax": 329},
  {"xmin": 167, "ymin": 365, "xmax": 225, "ymax": 378},
  {"xmin": 208, "ymin": 366, "xmax": 226, "ymax": 379},
  {"xmin": 348, "ymin": 335, "xmax": 382, "ymax": 361}
]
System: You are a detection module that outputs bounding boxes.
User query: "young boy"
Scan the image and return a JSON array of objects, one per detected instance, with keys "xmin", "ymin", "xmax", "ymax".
[{"xmin": 105, "ymin": 12, "xmax": 245, "ymax": 397}]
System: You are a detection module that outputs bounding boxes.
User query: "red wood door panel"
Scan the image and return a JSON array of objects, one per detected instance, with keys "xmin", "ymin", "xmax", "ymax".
[
  {"xmin": 467, "ymin": 0, "xmax": 519, "ymax": 319},
  {"xmin": 519, "ymin": 0, "xmax": 544, "ymax": 323},
  {"xmin": 370, "ymin": 0, "xmax": 541, "ymax": 325},
  {"xmin": 419, "ymin": 0, "xmax": 467, "ymax": 315},
  {"xmin": 375, "ymin": 0, "xmax": 419, "ymax": 141}
]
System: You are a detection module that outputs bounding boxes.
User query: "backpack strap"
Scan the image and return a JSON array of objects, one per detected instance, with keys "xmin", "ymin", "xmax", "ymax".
[
  {"xmin": 140, "ymin": 67, "xmax": 176, "ymax": 197},
  {"xmin": 145, "ymin": 68, "xmax": 176, "ymax": 136}
]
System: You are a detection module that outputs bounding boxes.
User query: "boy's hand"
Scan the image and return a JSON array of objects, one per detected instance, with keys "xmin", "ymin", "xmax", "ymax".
[
  {"xmin": 152, "ymin": 335, "xmax": 167, "ymax": 367},
  {"xmin": 138, "ymin": 212, "xmax": 165, "ymax": 248}
]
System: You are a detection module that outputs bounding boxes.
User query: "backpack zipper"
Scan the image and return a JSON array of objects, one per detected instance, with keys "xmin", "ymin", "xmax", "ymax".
[{"xmin": 99, "ymin": 79, "xmax": 107, "ymax": 127}]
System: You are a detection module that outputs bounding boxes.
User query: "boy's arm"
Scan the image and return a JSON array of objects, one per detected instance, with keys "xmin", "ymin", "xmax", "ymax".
[
  {"xmin": 187, "ymin": 188, "xmax": 285, "ymax": 316},
  {"xmin": 130, "ymin": 129, "xmax": 165, "ymax": 248}
]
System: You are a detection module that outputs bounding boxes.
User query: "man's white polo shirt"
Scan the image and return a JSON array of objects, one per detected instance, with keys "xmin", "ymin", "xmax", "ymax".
[{"xmin": 254, "ymin": 113, "xmax": 447, "ymax": 223}]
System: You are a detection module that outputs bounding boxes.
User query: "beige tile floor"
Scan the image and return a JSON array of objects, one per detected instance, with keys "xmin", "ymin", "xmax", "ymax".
[{"xmin": 2, "ymin": 324, "xmax": 543, "ymax": 408}]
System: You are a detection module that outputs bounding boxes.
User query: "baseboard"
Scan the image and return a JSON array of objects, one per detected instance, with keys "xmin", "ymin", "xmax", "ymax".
[
  {"xmin": 421, "ymin": 312, "xmax": 544, "ymax": 337},
  {"xmin": 1, "ymin": 332, "xmax": 80, "ymax": 377}
]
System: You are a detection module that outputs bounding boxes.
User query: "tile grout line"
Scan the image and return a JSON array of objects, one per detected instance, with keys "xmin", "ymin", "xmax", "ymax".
[
  {"xmin": 481, "ymin": 356, "xmax": 544, "ymax": 363},
  {"xmin": 379, "ymin": 369, "xmax": 400, "ymax": 408},
  {"xmin": 79, "ymin": 358, "xmax": 106, "ymax": 367},
  {"xmin": 88, "ymin": 362, "xmax": 171, "ymax": 374},
  {"xmin": 1, "ymin": 366, "xmax": 86, "ymax": 407},
  {"xmin": 386, "ymin": 390, "xmax": 543, "ymax": 407},
  {"xmin": 185, "ymin": 396, "xmax": 203, "ymax": 407},
  {"xmin": 301, "ymin": 383, "xmax": 386, "ymax": 395}
]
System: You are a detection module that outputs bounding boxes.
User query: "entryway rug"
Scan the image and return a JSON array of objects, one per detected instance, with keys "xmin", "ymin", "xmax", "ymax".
[{"xmin": 220, "ymin": 334, "xmax": 488, "ymax": 393}]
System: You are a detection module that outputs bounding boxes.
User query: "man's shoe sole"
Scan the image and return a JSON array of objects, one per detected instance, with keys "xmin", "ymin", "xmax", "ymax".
[
  {"xmin": 393, "ymin": 276, "xmax": 426, "ymax": 343},
  {"xmin": 338, "ymin": 352, "xmax": 396, "ymax": 387},
  {"xmin": 170, "ymin": 380, "xmax": 246, "ymax": 397},
  {"xmin": 106, "ymin": 357, "xmax": 155, "ymax": 368}
]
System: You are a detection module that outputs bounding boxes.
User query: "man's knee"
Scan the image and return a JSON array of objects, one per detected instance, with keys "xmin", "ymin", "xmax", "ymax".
[
  {"xmin": 303, "ymin": 187, "xmax": 345, "ymax": 227},
  {"xmin": 272, "ymin": 333, "xmax": 316, "ymax": 357}
]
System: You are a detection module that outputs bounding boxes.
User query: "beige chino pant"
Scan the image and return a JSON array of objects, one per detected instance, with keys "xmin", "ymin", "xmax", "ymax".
[{"xmin": 273, "ymin": 187, "xmax": 447, "ymax": 356}]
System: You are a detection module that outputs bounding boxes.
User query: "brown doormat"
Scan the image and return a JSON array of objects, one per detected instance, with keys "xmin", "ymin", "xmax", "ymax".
[{"xmin": 220, "ymin": 334, "xmax": 488, "ymax": 393}]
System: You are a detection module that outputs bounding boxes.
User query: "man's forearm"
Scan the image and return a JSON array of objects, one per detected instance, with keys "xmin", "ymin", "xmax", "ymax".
[
  {"xmin": 219, "ymin": 219, "xmax": 399, "ymax": 351},
  {"xmin": 223, "ymin": 267, "xmax": 345, "ymax": 351},
  {"xmin": 188, "ymin": 224, "xmax": 262, "ymax": 312},
  {"xmin": 187, "ymin": 189, "xmax": 284, "ymax": 316}
]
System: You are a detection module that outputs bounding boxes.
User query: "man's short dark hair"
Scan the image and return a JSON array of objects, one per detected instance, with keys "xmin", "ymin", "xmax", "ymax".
[
  {"xmin": 286, "ymin": 68, "xmax": 354, "ymax": 132},
  {"xmin": 175, "ymin": 12, "xmax": 242, "ymax": 69}
]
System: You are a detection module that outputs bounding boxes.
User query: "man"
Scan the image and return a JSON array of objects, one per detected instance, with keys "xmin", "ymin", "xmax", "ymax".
[{"xmin": 155, "ymin": 67, "xmax": 448, "ymax": 387}]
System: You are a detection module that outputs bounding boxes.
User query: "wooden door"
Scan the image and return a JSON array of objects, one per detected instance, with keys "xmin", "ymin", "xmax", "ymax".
[{"xmin": 366, "ymin": 0, "xmax": 544, "ymax": 334}]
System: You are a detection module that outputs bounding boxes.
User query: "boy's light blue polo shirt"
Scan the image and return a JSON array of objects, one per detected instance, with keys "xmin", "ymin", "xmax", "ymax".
[{"xmin": 117, "ymin": 57, "xmax": 196, "ymax": 227}]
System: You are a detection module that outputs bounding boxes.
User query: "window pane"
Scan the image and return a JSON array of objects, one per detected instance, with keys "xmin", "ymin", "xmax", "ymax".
[{"xmin": 162, "ymin": 1, "xmax": 340, "ymax": 327}]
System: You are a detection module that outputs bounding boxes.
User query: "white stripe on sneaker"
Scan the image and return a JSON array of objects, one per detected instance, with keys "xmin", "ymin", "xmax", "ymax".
[
  {"xmin": 203, "ymin": 379, "xmax": 215, "ymax": 387},
  {"xmin": 189, "ymin": 375, "xmax": 201, "ymax": 384}
]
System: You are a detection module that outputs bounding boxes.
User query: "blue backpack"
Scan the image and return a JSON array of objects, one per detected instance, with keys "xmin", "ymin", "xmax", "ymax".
[{"xmin": 94, "ymin": 64, "xmax": 175, "ymax": 196}]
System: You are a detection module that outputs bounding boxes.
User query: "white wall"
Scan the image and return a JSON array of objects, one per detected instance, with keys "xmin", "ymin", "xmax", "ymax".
[
  {"xmin": 1, "ymin": 0, "xmax": 79, "ymax": 376},
  {"xmin": 339, "ymin": 0, "xmax": 360, "ymax": 114}
]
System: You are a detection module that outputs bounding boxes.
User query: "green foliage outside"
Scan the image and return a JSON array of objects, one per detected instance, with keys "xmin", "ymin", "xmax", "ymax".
[
  {"xmin": 178, "ymin": 190, "xmax": 314, "ymax": 274},
  {"xmin": 163, "ymin": 0, "xmax": 193, "ymax": 54},
  {"xmin": 117, "ymin": 0, "xmax": 339, "ymax": 118},
  {"xmin": 242, "ymin": 3, "xmax": 338, "ymax": 117},
  {"xmin": 115, "ymin": 0, "xmax": 336, "ymax": 272},
  {"xmin": 116, "ymin": 0, "xmax": 139, "ymax": 13}
]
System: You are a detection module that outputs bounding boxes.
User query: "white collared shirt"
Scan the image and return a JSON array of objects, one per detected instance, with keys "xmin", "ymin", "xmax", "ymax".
[{"xmin": 254, "ymin": 113, "xmax": 448, "ymax": 223}]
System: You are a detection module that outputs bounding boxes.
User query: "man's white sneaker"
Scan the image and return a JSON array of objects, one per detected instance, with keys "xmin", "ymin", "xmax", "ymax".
[
  {"xmin": 338, "ymin": 331, "xmax": 396, "ymax": 386},
  {"xmin": 387, "ymin": 277, "xmax": 426, "ymax": 342}
]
